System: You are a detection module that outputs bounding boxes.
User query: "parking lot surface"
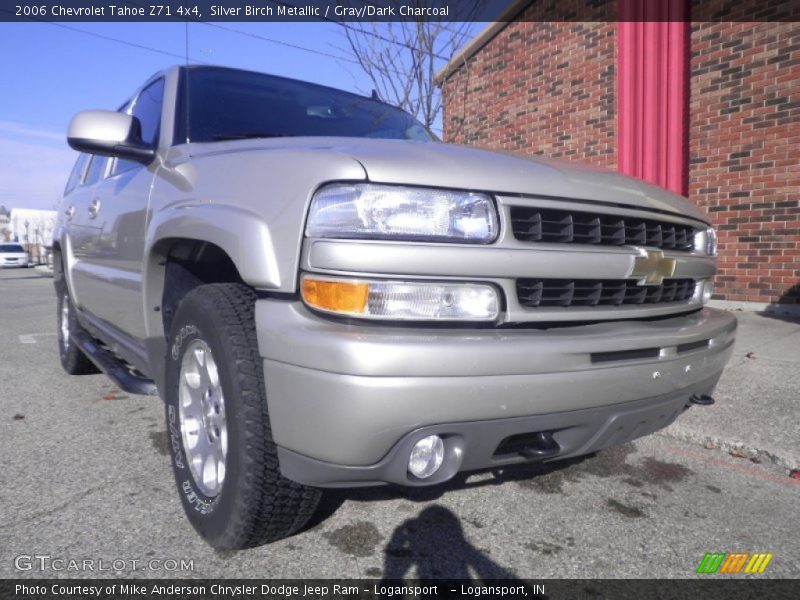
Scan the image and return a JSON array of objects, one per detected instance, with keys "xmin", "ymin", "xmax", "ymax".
[{"xmin": 1, "ymin": 269, "xmax": 798, "ymax": 579}]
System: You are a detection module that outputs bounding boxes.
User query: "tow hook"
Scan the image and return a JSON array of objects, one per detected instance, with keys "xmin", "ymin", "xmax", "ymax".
[
  {"xmin": 519, "ymin": 431, "xmax": 561, "ymax": 461},
  {"xmin": 689, "ymin": 394, "xmax": 715, "ymax": 406}
]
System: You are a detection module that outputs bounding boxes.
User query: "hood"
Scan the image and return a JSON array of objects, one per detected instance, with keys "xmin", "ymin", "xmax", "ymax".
[{"xmin": 188, "ymin": 137, "xmax": 708, "ymax": 223}]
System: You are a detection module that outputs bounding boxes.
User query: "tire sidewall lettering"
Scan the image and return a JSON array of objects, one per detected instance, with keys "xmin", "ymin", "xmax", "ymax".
[
  {"xmin": 170, "ymin": 324, "xmax": 199, "ymax": 361},
  {"xmin": 166, "ymin": 405, "xmax": 185, "ymax": 470},
  {"xmin": 182, "ymin": 479, "xmax": 216, "ymax": 515}
]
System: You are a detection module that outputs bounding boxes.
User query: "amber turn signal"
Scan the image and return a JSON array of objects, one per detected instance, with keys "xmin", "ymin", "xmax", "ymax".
[{"xmin": 301, "ymin": 277, "xmax": 369, "ymax": 314}]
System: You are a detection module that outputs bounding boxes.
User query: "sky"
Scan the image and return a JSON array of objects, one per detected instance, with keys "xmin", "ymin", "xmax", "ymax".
[{"xmin": 0, "ymin": 20, "xmax": 478, "ymax": 210}]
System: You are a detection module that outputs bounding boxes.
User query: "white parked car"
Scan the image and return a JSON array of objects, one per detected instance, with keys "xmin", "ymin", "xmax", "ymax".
[{"xmin": 0, "ymin": 243, "xmax": 30, "ymax": 268}]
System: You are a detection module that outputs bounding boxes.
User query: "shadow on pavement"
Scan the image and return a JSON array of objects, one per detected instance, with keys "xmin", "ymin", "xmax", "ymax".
[
  {"xmin": 302, "ymin": 453, "xmax": 594, "ymax": 533},
  {"xmin": 760, "ymin": 283, "xmax": 800, "ymax": 324},
  {"xmin": 380, "ymin": 505, "xmax": 523, "ymax": 580},
  {"xmin": 0, "ymin": 273, "xmax": 50, "ymax": 281}
]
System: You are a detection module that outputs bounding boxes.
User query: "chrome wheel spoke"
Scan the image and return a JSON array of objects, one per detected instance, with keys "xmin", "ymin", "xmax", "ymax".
[
  {"xmin": 205, "ymin": 353, "xmax": 220, "ymax": 388},
  {"xmin": 181, "ymin": 415, "xmax": 203, "ymax": 450},
  {"xmin": 177, "ymin": 338, "xmax": 228, "ymax": 498}
]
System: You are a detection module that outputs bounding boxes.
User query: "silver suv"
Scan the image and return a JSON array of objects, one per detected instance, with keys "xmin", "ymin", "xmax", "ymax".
[{"xmin": 54, "ymin": 65, "xmax": 735, "ymax": 550}]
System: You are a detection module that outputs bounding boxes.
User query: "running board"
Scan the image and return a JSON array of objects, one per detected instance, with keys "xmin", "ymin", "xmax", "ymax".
[{"xmin": 73, "ymin": 330, "xmax": 158, "ymax": 396}]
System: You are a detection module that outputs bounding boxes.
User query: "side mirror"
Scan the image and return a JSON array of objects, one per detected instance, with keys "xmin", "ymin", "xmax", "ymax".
[{"xmin": 67, "ymin": 110, "xmax": 156, "ymax": 164}]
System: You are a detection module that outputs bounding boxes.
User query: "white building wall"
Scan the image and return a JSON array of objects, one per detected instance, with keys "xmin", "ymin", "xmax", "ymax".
[{"xmin": 9, "ymin": 208, "xmax": 57, "ymax": 246}]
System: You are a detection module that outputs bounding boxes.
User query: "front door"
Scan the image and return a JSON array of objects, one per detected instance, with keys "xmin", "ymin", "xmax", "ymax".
[{"xmin": 72, "ymin": 78, "xmax": 165, "ymax": 344}]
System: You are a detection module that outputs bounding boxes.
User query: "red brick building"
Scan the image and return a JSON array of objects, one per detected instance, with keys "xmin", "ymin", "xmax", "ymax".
[{"xmin": 439, "ymin": 0, "xmax": 799, "ymax": 307}]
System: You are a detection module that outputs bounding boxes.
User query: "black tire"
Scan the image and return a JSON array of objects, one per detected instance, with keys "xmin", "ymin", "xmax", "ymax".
[
  {"xmin": 164, "ymin": 283, "xmax": 321, "ymax": 549},
  {"xmin": 55, "ymin": 275, "xmax": 99, "ymax": 375}
]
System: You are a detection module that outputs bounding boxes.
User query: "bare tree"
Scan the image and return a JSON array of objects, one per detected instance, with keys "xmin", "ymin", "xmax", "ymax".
[{"xmin": 342, "ymin": 13, "xmax": 478, "ymax": 134}]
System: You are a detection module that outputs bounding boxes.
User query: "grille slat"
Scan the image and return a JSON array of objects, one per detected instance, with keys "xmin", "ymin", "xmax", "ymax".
[
  {"xmin": 511, "ymin": 206, "xmax": 697, "ymax": 251},
  {"xmin": 517, "ymin": 278, "xmax": 697, "ymax": 309}
]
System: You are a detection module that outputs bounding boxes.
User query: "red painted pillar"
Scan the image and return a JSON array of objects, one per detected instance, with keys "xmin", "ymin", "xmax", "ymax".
[{"xmin": 617, "ymin": 0, "xmax": 690, "ymax": 196}]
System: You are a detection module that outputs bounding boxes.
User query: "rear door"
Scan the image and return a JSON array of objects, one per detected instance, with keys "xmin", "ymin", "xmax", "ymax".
[
  {"xmin": 63, "ymin": 152, "xmax": 103, "ymax": 307},
  {"xmin": 59, "ymin": 152, "xmax": 89, "ymax": 273},
  {"xmin": 71, "ymin": 78, "xmax": 165, "ymax": 345}
]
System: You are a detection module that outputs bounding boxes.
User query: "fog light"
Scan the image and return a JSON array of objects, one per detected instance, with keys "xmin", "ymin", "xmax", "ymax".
[
  {"xmin": 408, "ymin": 435, "xmax": 445, "ymax": 479},
  {"xmin": 702, "ymin": 280, "xmax": 714, "ymax": 304}
]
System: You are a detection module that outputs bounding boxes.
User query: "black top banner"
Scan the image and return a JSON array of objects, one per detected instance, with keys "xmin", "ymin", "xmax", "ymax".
[{"xmin": 3, "ymin": 0, "xmax": 800, "ymax": 23}]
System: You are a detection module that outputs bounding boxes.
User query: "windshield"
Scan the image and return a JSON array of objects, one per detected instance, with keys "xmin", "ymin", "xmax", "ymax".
[
  {"xmin": 177, "ymin": 67, "xmax": 434, "ymax": 144},
  {"xmin": 0, "ymin": 244, "xmax": 25, "ymax": 253}
]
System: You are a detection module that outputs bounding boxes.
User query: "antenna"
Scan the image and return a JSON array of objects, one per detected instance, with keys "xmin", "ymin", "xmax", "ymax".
[{"xmin": 184, "ymin": 21, "xmax": 191, "ymax": 143}]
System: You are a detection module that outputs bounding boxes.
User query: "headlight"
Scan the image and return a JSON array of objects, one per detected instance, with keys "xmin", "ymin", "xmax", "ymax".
[
  {"xmin": 694, "ymin": 227, "xmax": 717, "ymax": 255},
  {"xmin": 301, "ymin": 275, "xmax": 499, "ymax": 321},
  {"xmin": 701, "ymin": 280, "xmax": 714, "ymax": 304},
  {"xmin": 306, "ymin": 183, "xmax": 498, "ymax": 243}
]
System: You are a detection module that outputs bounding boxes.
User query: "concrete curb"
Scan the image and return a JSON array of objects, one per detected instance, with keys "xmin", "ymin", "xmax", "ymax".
[
  {"xmin": 708, "ymin": 298, "xmax": 800, "ymax": 319},
  {"xmin": 658, "ymin": 311, "xmax": 800, "ymax": 476},
  {"xmin": 657, "ymin": 430, "xmax": 798, "ymax": 475}
]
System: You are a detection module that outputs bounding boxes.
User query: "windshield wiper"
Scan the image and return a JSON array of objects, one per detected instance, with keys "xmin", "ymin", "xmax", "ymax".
[{"xmin": 213, "ymin": 132, "xmax": 288, "ymax": 141}]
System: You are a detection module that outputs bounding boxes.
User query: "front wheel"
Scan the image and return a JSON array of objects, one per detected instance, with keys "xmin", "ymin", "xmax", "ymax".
[{"xmin": 164, "ymin": 283, "xmax": 321, "ymax": 549}]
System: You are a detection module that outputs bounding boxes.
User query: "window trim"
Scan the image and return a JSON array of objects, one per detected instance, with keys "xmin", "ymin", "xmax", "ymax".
[{"xmin": 173, "ymin": 67, "xmax": 188, "ymax": 145}]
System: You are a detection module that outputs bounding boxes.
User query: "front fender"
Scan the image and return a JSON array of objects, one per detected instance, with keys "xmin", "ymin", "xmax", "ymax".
[
  {"xmin": 52, "ymin": 224, "xmax": 79, "ymax": 303},
  {"xmin": 145, "ymin": 203, "xmax": 282, "ymax": 289}
]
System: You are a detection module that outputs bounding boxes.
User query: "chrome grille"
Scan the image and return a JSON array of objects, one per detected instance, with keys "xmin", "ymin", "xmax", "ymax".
[
  {"xmin": 517, "ymin": 278, "xmax": 697, "ymax": 308},
  {"xmin": 510, "ymin": 206, "xmax": 697, "ymax": 251}
]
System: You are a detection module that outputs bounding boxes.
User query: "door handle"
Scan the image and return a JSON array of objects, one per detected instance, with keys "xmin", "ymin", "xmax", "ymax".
[
  {"xmin": 64, "ymin": 205, "xmax": 75, "ymax": 220},
  {"xmin": 88, "ymin": 198, "xmax": 100, "ymax": 219}
]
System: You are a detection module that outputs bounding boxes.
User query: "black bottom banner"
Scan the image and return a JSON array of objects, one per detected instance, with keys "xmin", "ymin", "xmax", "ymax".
[{"xmin": 3, "ymin": 579, "xmax": 799, "ymax": 600}]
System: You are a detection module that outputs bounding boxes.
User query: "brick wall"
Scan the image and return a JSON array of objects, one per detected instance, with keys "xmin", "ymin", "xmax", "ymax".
[
  {"xmin": 442, "ymin": 3, "xmax": 617, "ymax": 167},
  {"xmin": 441, "ymin": 6, "xmax": 799, "ymax": 305},
  {"xmin": 689, "ymin": 20, "xmax": 800, "ymax": 304}
]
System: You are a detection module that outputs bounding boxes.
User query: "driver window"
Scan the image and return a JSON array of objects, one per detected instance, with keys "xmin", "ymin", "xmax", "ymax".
[{"xmin": 110, "ymin": 78, "xmax": 164, "ymax": 177}]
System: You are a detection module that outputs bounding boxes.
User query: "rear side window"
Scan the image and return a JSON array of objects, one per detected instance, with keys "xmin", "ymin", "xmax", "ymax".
[
  {"xmin": 83, "ymin": 155, "xmax": 108, "ymax": 187},
  {"xmin": 64, "ymin": 153, "xmax": 90, "ymax": 195}
]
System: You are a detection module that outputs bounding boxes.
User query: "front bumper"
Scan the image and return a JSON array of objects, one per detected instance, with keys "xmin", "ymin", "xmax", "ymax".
[{"xmin": 255, "ymin": 302, "xmax": 736, "ymax": 486}]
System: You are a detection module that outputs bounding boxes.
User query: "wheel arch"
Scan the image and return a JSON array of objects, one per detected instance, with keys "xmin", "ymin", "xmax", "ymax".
[
  {"xmin": 51, "ymin": 235, "xmax": 78, "ymax": 305},
  {"xmin": 142, "ymin": 205, "xmax": 282, "ymax": 393}
]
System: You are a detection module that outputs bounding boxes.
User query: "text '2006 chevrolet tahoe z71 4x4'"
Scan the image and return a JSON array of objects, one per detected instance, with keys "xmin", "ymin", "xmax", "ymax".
[{"xmin": 55, "ymin": 65, "xmax": 735, "ymax": 550}]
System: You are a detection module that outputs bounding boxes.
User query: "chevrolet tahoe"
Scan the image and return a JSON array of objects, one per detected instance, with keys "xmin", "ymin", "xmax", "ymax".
[{"xmin": 54, "ymin": 65, "xmax": 736, "ymax": 550}]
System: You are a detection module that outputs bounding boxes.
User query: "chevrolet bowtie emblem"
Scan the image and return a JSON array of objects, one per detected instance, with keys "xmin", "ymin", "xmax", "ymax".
[{"xmin": 631, "ymin": 249, "xmax": 677, "ymax": 286}]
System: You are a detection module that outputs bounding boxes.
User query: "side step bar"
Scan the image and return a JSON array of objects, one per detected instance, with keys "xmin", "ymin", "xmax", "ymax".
[{"xmin": 73, "ymin": 330, "xmax": 158, "ymax": 396}]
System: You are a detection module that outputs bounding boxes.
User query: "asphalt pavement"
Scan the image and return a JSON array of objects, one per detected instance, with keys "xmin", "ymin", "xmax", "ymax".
[{"xmin": 1, "ymin": 268, "xmax": 798, "ymax": 579}]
